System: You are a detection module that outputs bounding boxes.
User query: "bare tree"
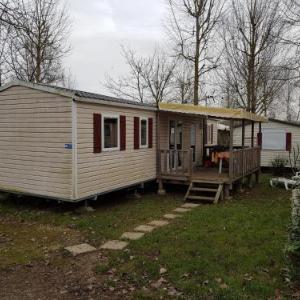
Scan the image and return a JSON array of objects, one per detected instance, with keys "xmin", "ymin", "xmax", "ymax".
[
  {"xmin": 105, "ymin": 47, "xmax": 176, "ymax": 104},
  {"xmin": 0, "ymin": 1, "xmax": 26, "ymax": 29},
  {"xmin": 59, "ymin": 68, "xmax": 77, "ymax": 89},
  {"xmin": 220, "ymin": 0, "xmax": 296, "ymax": 114},
  {"xmin": 0, "ymin": 2, "xmax": 11, "ymax": 86},
  {"xmin": 1, "ymin": 0, "xmax": 71, "ymax": 84},
  {"xmin": 166, "ymin": 0, "xmax": 224, "ymax": 105},
  {"xmin": 172, "ymin": 61, "xmax": 193, "ymax": 103},
  {"xmin": 285, "ymin": 0, "xmax": 300, "ymax": 31}
]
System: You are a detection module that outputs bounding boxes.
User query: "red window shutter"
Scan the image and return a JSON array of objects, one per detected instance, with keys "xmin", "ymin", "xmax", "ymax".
[
  {"xmin": 148, "ymin": 117, "xmax": 153, "ymax": 148},
  {"xmin": 134, "ymin": 117, "xmax": 140, "ymax": 149},
  {"xmin": 257, "ymin": 132, "xmax": 262, "ymax": 147},
  {"xmin": 93, "ymin": 113, "xmax": 101, "ymax": 153},
  {"xmin": 286, "ymin": 132, "xmax": 292, "ymax": 152},
  {"xmin": 120, "ymin": 115, "xmax": 126, "ymax": 151}
]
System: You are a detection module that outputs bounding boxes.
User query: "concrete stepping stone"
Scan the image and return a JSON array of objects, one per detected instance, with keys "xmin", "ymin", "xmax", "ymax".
[
  {"xmin": 163, "ymin": 213, "xmax": 181, "ymax": 219},
  {"xmin": 120, "ymin": 232, "xmax": 145, "ymax": 241},
  {"xmin": 100, "ymin": 240, "xmax": 128, "ymax": 250},
  {"xmin": 148, "ymin": 220, "xmax": 169, "ymax": 227},
  {"xmin": 134, "ymin": 225, "xmax": 155, "ymax": 233},
  {"xmin": 173, "ymin": 207, "xmax": 191, "ymax": 213},
  {"xmin": 182, "ymin": 203, "xmax": 200, "ymax": 208},
  {"xmin": 65, "ymin": 243, "xmax": 97, "ymax": 256}
]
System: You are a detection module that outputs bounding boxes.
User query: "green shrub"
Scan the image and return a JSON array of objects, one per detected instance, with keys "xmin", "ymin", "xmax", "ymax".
[{"xmin": 270, "ymin": 156, "xmax": 288, "ymax": 176}]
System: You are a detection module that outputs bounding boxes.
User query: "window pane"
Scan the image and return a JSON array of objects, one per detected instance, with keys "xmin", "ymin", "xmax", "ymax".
[
  {"xmin": 169, "ymin": 120, "xmax": 175, "ymax": 148},
  {"xmin": 190, "ymin": 124, "xmax": 196, "ymax": 146},
  {"xmin": 262, "ymin": 129, "xmax": 285, "ymax": 150},
  {"xmin": 141, "ymin": 119, "xmax": 147, "ymax": 146},
  {"xmin": 176, "ymin": 122, "xmax": 183, "ymax": 149},
  {"xmin": 104, "ymin": 118, "xmax": 118, "ymax": 148}
]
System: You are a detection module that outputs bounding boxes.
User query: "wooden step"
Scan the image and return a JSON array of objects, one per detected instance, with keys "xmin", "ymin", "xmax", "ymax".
[
  {"xmin": 184, "ymin": 181, "xmax": 224, "ymax": 204},
  {"xmin": 192, "ymin": 180, "xmax": 219, "ymax": 185},
  {"xmin": 186, "ymin": 195, "xmax": 215, "ymax": 201},
  {"xmin": 190, "ymin": 187, "xmax": 218, "ymax": 192}
]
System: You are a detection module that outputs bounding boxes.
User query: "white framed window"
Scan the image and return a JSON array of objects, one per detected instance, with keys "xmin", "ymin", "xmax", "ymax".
[
  {"xmin": 140, "ymin": 118, "xmax": 148, "ymax": 148},
  {"xmin": 262, "ymin": 129, "xmax": 285, "ymax": 150},
  {"xmin": 102, "ymin": 115, "xmax": 120, "ymax": 151}
]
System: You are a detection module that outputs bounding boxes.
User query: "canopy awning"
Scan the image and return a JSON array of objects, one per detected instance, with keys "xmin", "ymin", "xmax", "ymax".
[{"xmin": 159, "ymin": 102, "xmax": 267, "ymax": 122}]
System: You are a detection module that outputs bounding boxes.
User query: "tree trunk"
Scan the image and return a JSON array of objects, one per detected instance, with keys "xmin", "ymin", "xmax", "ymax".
[
  {"xmin": 35, "ymin": 43, "xmax": 41, "ymax": 83},
  {"xmin": 194, "ymin": 16, "xmax": 200, "ymax": 106}
]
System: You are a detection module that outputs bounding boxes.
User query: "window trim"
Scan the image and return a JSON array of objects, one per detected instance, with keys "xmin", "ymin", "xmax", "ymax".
[
  {"xmin": 140, "ymin": 117, "xmax": 148, "ymax": 148},
  {"xmin": 102, "ymin": 114, "xmax": 120, "ymax": 152}
]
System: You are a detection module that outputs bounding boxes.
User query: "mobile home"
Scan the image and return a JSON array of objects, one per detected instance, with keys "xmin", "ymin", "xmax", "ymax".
[
  {"xmin": 234, "ymin": 118, "xmax": 298, "ymax": 167},
  {"xmin": 0, "ymin": 81, "xmax": 266, "ymax": 203}
]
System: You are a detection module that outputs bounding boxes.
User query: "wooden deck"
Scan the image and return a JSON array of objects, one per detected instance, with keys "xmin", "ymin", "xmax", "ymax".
[
  {"xmin": 158, "ymin": 147, "xmax": 261, "ymax": 185},
  {"xmin": 192, "ymin": 168, "xmax": 230, "ymax": 183}
]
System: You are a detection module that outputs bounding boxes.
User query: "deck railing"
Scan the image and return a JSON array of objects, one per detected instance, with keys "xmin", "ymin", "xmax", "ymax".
[
  {"xmin": 158, "ymin": 149, "xmax": 193, "ymax": 177},
  {"xmin": 230, "ymin": 147, "xmax": 261, "ymax": 180},
  {"xmin": 158, "ymin": 147, "xmax": 261, "ymax": 182}
]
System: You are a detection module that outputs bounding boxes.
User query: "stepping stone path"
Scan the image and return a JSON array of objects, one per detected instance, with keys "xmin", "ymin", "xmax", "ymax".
[
  {"xmin": 65, "ymin": 243, "xmax": 97, "ymax": 256},
  {"xmin": 134, "ymin": 225, "xmax": 155, "ymax": 233},
  {"xmin": 121, "ymin": 232, "xmax": 145, "ymax": 241},
  {"xmin": 66, "ymin": 202, "xmax": 201, "ymax": 255},
  {"xmin": 100, "ymin": 240, "xmax": 128, "ymax": 250},
  {"xmin": 148, "ymin": 220, "xmax": 169, "ymax": 227},
  {"xmin": 173, "ymin": 207, "xmax": 191, "ymax": 213},
  {"xmin": 163, "ymin": 213, "xmax": 181, "ymax": 219},
  {"xmin": 182, "ymin": 203, "xmax": 200, "ymax": 208}
]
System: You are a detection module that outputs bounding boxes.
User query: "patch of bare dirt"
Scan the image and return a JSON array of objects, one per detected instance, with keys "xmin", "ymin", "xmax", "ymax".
[
  {"xmin": 0, "ymin": 251, "xmax": 138, "ymax": 300},
  {"xmin": 0, "ymin": 217, "xmax": 138, "ymax": 300}
]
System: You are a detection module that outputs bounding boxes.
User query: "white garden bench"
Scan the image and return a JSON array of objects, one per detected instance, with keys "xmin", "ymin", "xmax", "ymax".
[{"xmin": 270, "ymin": 177, "xmax": 300, "ymax": 191}]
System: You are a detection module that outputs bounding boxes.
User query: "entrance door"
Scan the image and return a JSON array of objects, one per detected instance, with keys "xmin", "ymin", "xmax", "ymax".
[{"xmin": 169, "ymin": 120, "xmax": 183, "ymax": 168}]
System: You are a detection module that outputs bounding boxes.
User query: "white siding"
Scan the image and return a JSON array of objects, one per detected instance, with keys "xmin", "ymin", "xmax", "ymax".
[
  {"xmin": 233, "ymin": 120, "xmax": 300, "ymax": 167},
  {"xmin": 0, "ymin": 86, "xmax": 73, "ymax": 199},
  {"xmin": 76, "ymin": 101, "xmax": 157, "ymax": 199}
]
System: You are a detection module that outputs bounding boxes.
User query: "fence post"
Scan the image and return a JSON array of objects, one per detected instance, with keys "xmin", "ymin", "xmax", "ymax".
[{"xmin": 287, "ymin": 189, "xmax": 300, "ymax": 283}]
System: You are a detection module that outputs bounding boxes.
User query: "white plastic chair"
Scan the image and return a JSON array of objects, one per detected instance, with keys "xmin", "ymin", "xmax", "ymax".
[
  {"xmin": 292, "ymin": 172, "xmax": 300, "ymax": 181},
  {"xmin": 270, "ymin": 177, "xmax": 299, "ymax": 191}
]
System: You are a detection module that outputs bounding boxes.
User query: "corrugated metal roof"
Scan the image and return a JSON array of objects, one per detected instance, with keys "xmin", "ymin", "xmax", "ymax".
[
  {"xmin": 39, "ymin": 83, "xmax": 156, "ymax": 108},
  {"xmin": 0, "ymin": 80, "xmax": 155, "ymax": 109},
  {"xmin": 159, "ymin": 102, "xmax": 267, "ymax": 122}
]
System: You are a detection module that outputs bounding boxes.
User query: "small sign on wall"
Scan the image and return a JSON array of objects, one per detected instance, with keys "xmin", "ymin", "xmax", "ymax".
[{"xmin": 64, "ymin": 144, "xmax": 73, "ymax": 150}]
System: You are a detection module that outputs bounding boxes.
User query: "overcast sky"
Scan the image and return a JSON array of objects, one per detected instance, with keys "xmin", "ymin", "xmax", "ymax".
[{"xmin": 63, "ymin": 0, "xmax": 166, "ymax": 93}]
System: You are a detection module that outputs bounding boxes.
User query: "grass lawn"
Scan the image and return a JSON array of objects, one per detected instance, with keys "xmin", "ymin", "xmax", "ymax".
[{"xmin": 0, "ymin": 175, "xmax": 292, "ymax": 299}]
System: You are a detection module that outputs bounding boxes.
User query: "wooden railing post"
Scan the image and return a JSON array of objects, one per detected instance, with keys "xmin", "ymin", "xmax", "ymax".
[
  {"xmin": 157, "ymin": 150, "xmax": 161, "ymax": 176},
  {"xmin": 164, "ymin": 150, "xmax": 167, "ymax": 175},
  {"xmin": 159, "ymin": 149, "xmax": 194, "ymax": 178},
  {"xmin": 229, "ymin": 119, "xmax": 234, "ymax": 180},
  {"xmin": 189, "ymin": 149, "xmax": 193, "ymax": 178}
]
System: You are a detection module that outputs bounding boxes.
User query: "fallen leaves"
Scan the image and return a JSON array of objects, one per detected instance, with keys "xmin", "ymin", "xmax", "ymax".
[{"xmin": 151, "ymin": 277, "xmax": 167, "ymax": 289}]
